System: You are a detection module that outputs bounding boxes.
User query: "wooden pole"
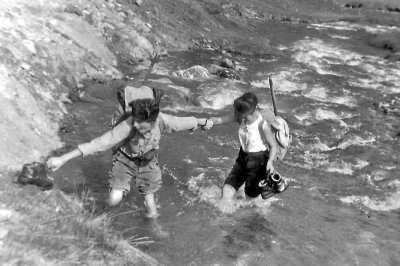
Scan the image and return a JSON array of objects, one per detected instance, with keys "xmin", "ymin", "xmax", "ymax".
[
  {"xmin": 269, "ymin": 75, "xmax": 278, "ymax": 116},
  {"xmin": 142, "ymin": 53, "xmax": 158, "ymax": 85}
]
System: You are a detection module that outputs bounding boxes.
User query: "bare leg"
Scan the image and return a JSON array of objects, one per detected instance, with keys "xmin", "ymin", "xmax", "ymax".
[
  {"xmin": 108, "ymin": 189, "xmax": 124, "ymax": 206},
  {"xmin": 144, "ymin": 193, "xmax": 159, "ymax": 218},
  {"xmin": 216, "ymin": 184, "xmax": 236, "ymax": 213},
  {"xmin": 221, "ymin": 184, "xmax": 236, "ymax": 201}
]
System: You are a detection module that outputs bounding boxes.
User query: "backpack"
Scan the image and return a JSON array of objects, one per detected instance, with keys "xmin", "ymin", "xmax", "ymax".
[
  {"xmin": 258, "ymin": 108, "xmax": 291, "ymax": 161},
  {"xmin": 110, "ymin": 85, "xmax": 160, "ymax": 128}
]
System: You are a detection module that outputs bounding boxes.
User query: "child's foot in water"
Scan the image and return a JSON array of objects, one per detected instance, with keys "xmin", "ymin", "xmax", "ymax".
[
  {"xmin": 216, "ymin": 198, "xmax": 236, "ymax": 214},
  {"xmin": 145, "ymin": 210, "xmax": 159, "ymax": 218}
]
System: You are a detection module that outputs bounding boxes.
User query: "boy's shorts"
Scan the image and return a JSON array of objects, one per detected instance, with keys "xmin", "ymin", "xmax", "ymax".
[
  {"xmin": 224, "ymin": 148, "xmax": 268, "ymax": 198},
  {"xmin": 108, "ymin": 151, "xmax": 162, "ymax": 195}
]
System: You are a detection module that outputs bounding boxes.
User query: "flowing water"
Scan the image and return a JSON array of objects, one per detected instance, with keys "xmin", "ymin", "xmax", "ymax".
[{"xmin": 55, "ymin": 20, "xmax": 400, "ymax": 265}]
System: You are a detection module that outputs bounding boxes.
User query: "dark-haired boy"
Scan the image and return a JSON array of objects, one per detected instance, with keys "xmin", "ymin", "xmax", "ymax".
[{"xmin": 211, "ymin": 92, "xmax": 289, "ymax": 213}]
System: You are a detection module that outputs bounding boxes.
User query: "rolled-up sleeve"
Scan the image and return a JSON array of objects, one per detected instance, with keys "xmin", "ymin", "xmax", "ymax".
[
  {"xmin": 159, "ymin": 113, "xmax": 198, "ymax": 133},
  {"xmin": 78, "ymin": 119, "xmax": 132, "ymax": 156}
]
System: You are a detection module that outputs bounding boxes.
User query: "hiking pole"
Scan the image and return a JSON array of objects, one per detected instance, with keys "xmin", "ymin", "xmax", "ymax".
[
  {"xmin": 269, "ymin": 75, "xmax": 278, "ymax": 116},
  {"xmin": 142, "ymin": 52, "xmax": 158, "ymax": 85}
]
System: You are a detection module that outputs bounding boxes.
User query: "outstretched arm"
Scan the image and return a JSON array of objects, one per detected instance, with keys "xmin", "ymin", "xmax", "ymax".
[
  {"xmin": 47, "ymin": 119, "xmax": 132, "ymax": 171},
  {"xmin": 159, "ymin": 113, "xmax": 213, "ymax": 132},
  {"xmin": 210, "ymin": 115, "xmax": 236, "ymax": 125}
]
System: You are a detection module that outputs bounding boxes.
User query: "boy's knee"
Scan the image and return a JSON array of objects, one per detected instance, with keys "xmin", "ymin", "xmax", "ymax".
[{"xmin": 108, "ymin": 189, "xmax": 124, "ymax": 206}]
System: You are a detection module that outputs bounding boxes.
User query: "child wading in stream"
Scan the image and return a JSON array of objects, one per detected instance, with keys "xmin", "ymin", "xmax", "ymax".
[
  {"xmin": 47, "ymin": 85, "xmax": 214, "ymax": 218},
  {"xmin": 210, "ymin": 92, "xmax": 289, "ymax": 213}
]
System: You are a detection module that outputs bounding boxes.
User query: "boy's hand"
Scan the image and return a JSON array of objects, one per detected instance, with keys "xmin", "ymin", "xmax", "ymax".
[
  {"xmin": 210, "ymin": 117, "xmax": 222, "ymax": 125},
  {"xmin": 46, "ymin": 157, "xmax": 65, "ymax": 171},
  {"xmin": 202, "ymin": 119, "xmax": 214, "ymax": 130},
  {"xmin": 266, "ymin": 161, "xmax": 274, "ymax": 174}
]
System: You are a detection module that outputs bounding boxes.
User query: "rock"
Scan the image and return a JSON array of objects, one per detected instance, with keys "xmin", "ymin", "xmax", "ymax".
[
  {"xmin": 345, "ymin": 2, "xmax": 363, "ymax": 9},
  {"xmin": 220, "ymin": 58, "xmax": 235, "ymax": 69},
  {"xmin": 385, "ymin": 52, "xmax": 400, "ymax": 62},
  {"xmin": 20, "ymin": 62, "xmax": 31, "ymax": 70},
  {"xmin": 136, "ymin": 0, "xmax": 144, "ymax": 6},
  {"xmin": 172, "ymin": 65, "xmax": 212, "ymax": 81},
  {"xmin": 59, "ymin": 73, "xmax": 78, "ymax": 89},
  {"xmin": 207, "ymin": 64, "xmax": 225, "ymax": 75},
  {"xmin": 216, "ymin": 69, "xmax": 240, "ymax": 80},
  {"xmin": 22, "ymin": 39, "xmax": 37, "ymax": 55}
]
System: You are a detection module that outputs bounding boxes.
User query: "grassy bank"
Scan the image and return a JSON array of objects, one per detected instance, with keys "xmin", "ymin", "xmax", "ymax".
[{"xmin": 0, "ymin": 174, "xmax": 158, "ymax": 265}]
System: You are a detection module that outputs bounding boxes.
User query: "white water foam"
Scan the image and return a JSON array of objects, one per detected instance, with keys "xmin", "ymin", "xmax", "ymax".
[
  {"xmin": 310, "ymin": 21, "xmax": 400, "ymax": 34},
  {"xmin": 325, "ymin": 159, "xmax": 369, "ymax": 175},
  {"xmin": 329, "ymin": 34, "xmax": 351, "ymax": 40},
  {"xmin": 302, "ymin": 86, "xmax": 357, "ymax": 107},
  {"xmin": 252, "ymin": 70, "xmax": 308, "ymax": 93},
  {"xmin": 196, "ymin": 81, "xmax": 245, "ymax": 110},
  {"xmin": 292, "ymin": 38, "xmax": 400, "ymax": 94},
  {"xmin": 199, "ymin": 184, "xmax": 278, "ymax": 214},
  {"xmin": 293, "ymin": 107, "xmax": 354, "ymax": 127},
  {"xmin": 198, "ymin": 90, "xmax": 242, "ymax": 110},
  {"xmin": 340, "ymin": 191, "xmax": 400, "ymax": 211},
  {"xmin": 166, "ymin": 84, "xmax": 192, "ymax": 98}
]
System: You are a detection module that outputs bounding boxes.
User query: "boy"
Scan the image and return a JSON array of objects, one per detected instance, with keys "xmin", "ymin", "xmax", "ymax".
[
  {"xmin": 47, "ymin": 86, "xmax": 213, "ymax": 218},
  {"xmin": 211, "ymin": 92, "xmax": 289, "ymax": 213}
]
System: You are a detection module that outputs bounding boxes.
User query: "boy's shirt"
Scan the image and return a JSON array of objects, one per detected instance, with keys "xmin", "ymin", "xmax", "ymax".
[
  {"xmin": 238, "ymin": 114, "xmax": 268, "ymax": 153},
  {"xmin": 78, "ymin": 112, "xmax": 198, "ymax": 158}
]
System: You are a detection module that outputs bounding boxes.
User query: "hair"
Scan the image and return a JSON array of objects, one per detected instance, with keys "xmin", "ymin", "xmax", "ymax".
[
  {"xmin": 233, "ymin": 92, "xmax": 258, "ymax": 114},
  {"xmin": 128, "ymin": 88, "xmax": 163, "ymax": 122}
]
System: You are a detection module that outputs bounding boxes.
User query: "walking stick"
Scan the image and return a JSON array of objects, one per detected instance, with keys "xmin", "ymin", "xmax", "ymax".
[
  {"xmin": 142, "ymin": 53, "xmax": 158, "ymax": 85},
  {"xmin": 268, "ymin": 75, "xmax": 278, "ymax": 116}
]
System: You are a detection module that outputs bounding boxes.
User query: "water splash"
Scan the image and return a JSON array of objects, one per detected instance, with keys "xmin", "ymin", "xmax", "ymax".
[{"xmin": 340, "ymin": 191, "xmax": 400, "ymax": 211}]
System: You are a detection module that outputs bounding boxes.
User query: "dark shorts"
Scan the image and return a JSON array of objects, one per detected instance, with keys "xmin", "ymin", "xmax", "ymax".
[
  {"xmin": 108, "ymin": 151, "xmax": 162, "ymax": 195},
  {"xmin": 224, "ymin": 148, "xmax": 268, "ymax": 198}
]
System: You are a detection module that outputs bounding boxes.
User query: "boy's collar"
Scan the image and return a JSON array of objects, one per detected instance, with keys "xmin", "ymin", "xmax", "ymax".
[{"xmin": 243, "ymin": 112, "xmax": 261, "ymax": 126}]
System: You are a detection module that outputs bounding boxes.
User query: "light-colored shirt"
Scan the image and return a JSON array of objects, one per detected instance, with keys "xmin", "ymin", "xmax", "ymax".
[
  {"xmin": 238, "ymin": 114, "xmax": 268, "ymax": 153},
  {"xmin": 78, "ymin": 112, "xmax": 198, "ymax": 157}
]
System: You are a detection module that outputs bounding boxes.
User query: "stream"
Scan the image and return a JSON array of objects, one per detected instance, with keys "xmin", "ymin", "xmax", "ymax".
[{"xmin": 54, "ymin": 20, "xmax": 400, "ymax": 265}]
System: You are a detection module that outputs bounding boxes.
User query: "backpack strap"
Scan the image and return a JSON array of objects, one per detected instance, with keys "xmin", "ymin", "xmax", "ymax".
[{"xmin": 258, "ymin": 119, "xmax": 268, "ymax": 145}]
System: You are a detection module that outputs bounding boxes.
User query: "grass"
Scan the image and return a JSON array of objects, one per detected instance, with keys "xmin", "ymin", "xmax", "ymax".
[{"xmin": 0, "ymin": 175, "xmax": 159, "ymax": 266}]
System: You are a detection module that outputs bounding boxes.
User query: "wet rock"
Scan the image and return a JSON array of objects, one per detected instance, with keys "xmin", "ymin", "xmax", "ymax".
[
  {"xmin": 64, "ymin": 4, "xmax": 84, "ymax": 17},
  {"xmin": 386, "ymin": 6, "xmax": 400, "ymax": 13},
  {"xmin": 385, "ymin": 52, "xmax": 400, "ymax": 62},
  {"xmin": 172, "ymin": 65, "xmax": 212, "ymax": 81},
  {"xmin": 220, "ymin": 58, "xmax": 235, "ymax": 69},
  {"xmin": 216, "ymin": 69, "xmax": 240, "ymax": 80},
  {"xmin": 368, "ymin": 33, "xmax": 400, "ymax": 53},
  {"xmin": 58, "ymin": 73, "xmax": 78, "ymax": 90},
  {"xmin": 374, "ymin": 96, "xmax": 400, "ymax": 115},
  {"xmin": 207, "ymin": 64, "xmax": 225, "ymax": 75},
  {"xmin": 215, "ymin": 36, "xmax": 271, "ymax": 56},
  {"xmin": 345, "ymin": 2, "xmax": 363, "ymax": 9}
]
